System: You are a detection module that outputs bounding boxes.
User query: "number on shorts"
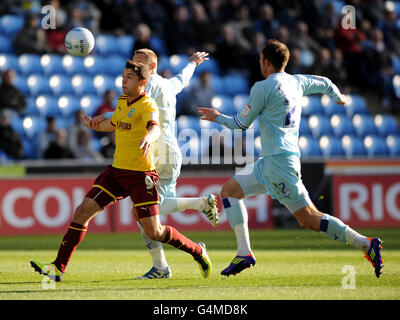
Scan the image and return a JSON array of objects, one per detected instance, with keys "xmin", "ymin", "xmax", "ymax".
[{"xmin": 144, "ymin": 176, "xmax": 154, "ymax": 190}]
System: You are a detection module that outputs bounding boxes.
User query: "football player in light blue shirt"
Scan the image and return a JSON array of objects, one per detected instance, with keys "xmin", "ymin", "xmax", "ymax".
[
  {"xmin": 90, "ymin": 50, "xmax": 219, "ymax": 279},
  {"xmin": 199, "ymin": 39, "xmax": 383, "ymax": 278}
]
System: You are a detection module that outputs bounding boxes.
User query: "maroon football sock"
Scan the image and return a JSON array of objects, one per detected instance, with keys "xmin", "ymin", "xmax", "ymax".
[
  {"xmin": 162, "ymin": 226, "xmax": 202, "ymax": 259},
  {"xmin": 53, "ymin": 222, "xmax": 87, "ymax": 273}
]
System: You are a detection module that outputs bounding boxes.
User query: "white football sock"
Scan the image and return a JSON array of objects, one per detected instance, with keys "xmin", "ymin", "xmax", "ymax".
[
  {"xmin": 234, "ymin": 223, "xmax": 252, "ymax": 256},
  {"xmin": 345, "ymin": 227, "xmax": 371, "ymax": 252},
  {"xmin": 159, "ymin": 197, "xmax": 205, "ymax": 214},
  {"xmin": 148, "ymin": 246, "xmax": 169, "ymax": 270}
]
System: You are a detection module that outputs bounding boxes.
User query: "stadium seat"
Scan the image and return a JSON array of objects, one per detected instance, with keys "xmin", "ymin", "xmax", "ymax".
[
  {"xmin": 80, "ymin": 95, "xmax": 102, "ymax": 117},
  {"xmin": 364, "ymin": 135, "xmax": 389, "ymax": 157},
  {"xmin": 374, "ymin": 114, "xmax": 399, "ymax": 136},
  {"xmin": 319, "ymin": 135, "xmax": 345, "ymax": 157},
  {"xmin": 345, "ymin": 94, "xmax": 369, "ymax": 118},
  {"xmin": 9, "ymin": 110, "xmax": 24, "ymax": 137},
  {"xmin": 299, "ymin": 135, "xmax": 323, "ymax": 157},
  {"xmin": 49, "ymin": 74, "xmax": 73, "ymax": 96},
  {"xmin": 209, "ymin": 74, "xmax": 224, "ymax": 95},
  {"xmin": 27, "ymin": 74, "xmax": 51, "ymax": 95},
  {"xmin": 157, "ymin": 55, "xmax": 170, "ymax": 72},
  {"xmin": 114, "ymin": 75, "xmax": 123, "ymax": 95},
  {"xmin": 299, "ymin": 116, "xmax": 312, "ymax": 136},
  {"xmin": 221, "ymin": 73, "xmax": 249, "ymax": 96},
  {"xmin": 18, "ymin": 54, "xmax": 42, "ymax": 74},
  {"xmin": 40, "ymin": 54, "xmax": 64, "ymax": 74},
  {"xmin": 177, "ymin": 115, "xmax": 201, "ymax": 134},
  {"xmin": 299, "ymin": 49, "xmax": 314, "ymax": 67},
  {"xmin": 21, "ymin": 116, "xmax": 47, "ymax": 140},
  {"xmin": 13, "ymin": 74, "xmax": 29, "ymax": 95},
  {"xmin": 341, "ymin": 135, "xmax": 367, "ymax": 158},
  {"xmin": 0, "ymin": 35, "xmax": 13, "ymax": 53},
  {"xmin": 169, "ymin": 54, "xmax": 189, "ymax": 75},
  {"xmin": 83, "ymin": 55, "xmax": 106, "ymax": 74},
  {"xmin": 394, "ymin": 75, "xmax": 400, "ymax": 98},
  {"xmin": 386, "ymin": 134, "xmax": 400, "ymax": 157},
  {"xmin": 105, "ymin": 55, "xmax": 126, "ymax": 75},
  {"xmin": 330, "ymin": 114, "xmax": 356, "ymax": 138},
  {"xmin": 22, "ymin": 138, "xmax": 38, "ymax": 159},
  {"xmin": 92, "ymin": 74, "xmax": 115, "ymax": 95},
  {"xmin": 150, "ymin": 36, "xmax": 167, "ymax": 55},
  {"xmin": 0, "ymin": 149, "xmax": 11, "ymax": 163},
  {"xmin": 23, "ymin": 96, "xmax": 39, "ymax": 116},
  {"xmin": 301, "ymin": 95, "xmax": 324, "ymax": 116},
  {"xmin": 232, "ymin": 94, "xmax": 249, "ymax": 113},
  {"xmin": 62, "ymin": 54, "xmax": 84, "ymax": 74},
  {"xmin": 0, "ymin": 54, "xmax": 20, "ymax": 72},
  {"xmin": 211, "ymin": 94, "xmax": 235, "ymax": 115},
  {"xmin": 95, "ymin": 34, "xmax": 119, "ymax": 56},
  {"xmin": 194, "ymin": 57, "xmax": 221, "ymax": 75},
  {"xmin": 321, "ymin": 94, "xmax": 346, "ymax": 116},
  {"xmin": 116, "ymin": 35, "xmax": 135, "ymax": 57},
  {"xmin": 57, "ymin": 95, "xmax": 80, "ymax": 117},
  {"xmin": 392, "ymin": 55, "xmax": 400, "ymax": 74},
  {"xmin": 35, "ymin": 95, "xmax": 59, "ymax": 117},
  {"xmin": 352, "ymin": 114, "xmax": 377, "ymax": 137},
  {"xmin": 308, "ymin": 114, "xmax": 334, "ymax": 138},
  {"xmin": 0, "ymin": 14, "xmax": 24, "ymax": 36},
  {"xmin": 71, "ymin": 74, "xmax": 96, "ymax": 95}
]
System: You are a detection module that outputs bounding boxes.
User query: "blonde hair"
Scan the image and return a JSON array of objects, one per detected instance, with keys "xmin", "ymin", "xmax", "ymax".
[{"xmin": 134, "ymin": 48, "xmax": 158, "ymax": 65}]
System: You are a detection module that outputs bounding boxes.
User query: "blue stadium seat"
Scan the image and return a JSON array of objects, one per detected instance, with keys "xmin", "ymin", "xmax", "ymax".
[
  {"xmin": 0, "ymin": 35, "xmax": 13, "ymax": 53},
  {"xmin": 49, "ymin": 74, "xmax": 73, "ymax": 96},
  {"xmin": 35, "ymin": 95, "xmax": 59, "ymax": 117},
  {"xmin": 22, "ymin": 116, "xmax": 47, "ymax": 140},
  {"xmin": 116, "ymin": 35, "xmax": 134, "ymax": 57},
  {"xmin": 364, "ymin": 135, "xmax": 389, "ymax": 157},
  {"xmin": 22, "ymin": 138, "xmax": 38, "ymax": 159},
  {"xmin": 95, "ymin": 34, "xmax": 119, "ymax": 56},
  {"xmin": 13, "ymin": 74, "xmax": 29, "ymax": 95},
  {"xmin": 321, "ymin": 94, "xmax": 346, "ymax": 116},
  {"xmin": 0, "ymin": 149, "xmax": 12, "ymax": 163},
  {"xmin": 9, "ymin": 110, "xmax": 24, "ymax": 137},
  {"xmin": 211, "ymin": 94, "xmax": 235, "ymax": 115},
  {"xmin": 83, "ymin": 55, "xmax": 106, "ymax": 74},
  {"xmin": 23, "ymin": 96, "xmax": 39, "ymax": 116},
  {"xmin": 27, "ymin": 74, "xmax": 51, "ymax": 95},
  {"xmin": 209, "ymin": 74, "xmax": 224, "ymax": 95},
  {"xmin": 194, "ymin": 57, "xmax": 221, "ymax": 75},
  {"xmin": 80, "ymin": 95, "xmax": 102, "ymax": 117},
  {"xmin": 71, "ymin": 74, "xmax": 96, "ymax": 95},
  {"xmin": 177, "ymin": 133, "xmax": 201, "ymax": 163},
  {"xmin": 57, "ymin": 95, "xmax": 80, "ymax": 117},
  {"xmin": 93, "ymin": 74, "xmax": 115, "ymax": 95},
  {"xmin": 232, "ymin": 94, "xmax": 249, "ymax": 113},
  {"xmin": 352, "ymin": 114, "xmax": 377, "ymax": 137},
  {"xmin": 386, "ymin": 134, "xmax": 400, "ymax": 157},
  {"xmin": 106, "ymin": 55, "xmax": 126, "ymax": 75},
  {"xmin": 18, "ymin": 54, "xmax": 42, "ymax": 74},
  {"xmin": 341, "ymin": 135, "xmax": 367, "ymax": 158},
  {"xmin": 301, "ymin": 95, "xmax": 324, "ymax": 116},
  {"xmin": 345, "ymin": 94, "xmax": 369, "ymax": 117},
  {"xmin": 40, "ymin": 54, "xmax": 64, "ymax": 74},
  {"xmin": 392, "ymin": 55, "xmax": 400, "ymax": 74},
  {"xmin": 299, "ymin": 116, "xmax": 312, "ymax": 136},
  {"xmin": 157, "ymin": 55, "xmax": 170, "ymax": 72},
  {"xmin": 177, "ymin": 115, "xmax": 200, "ymax": 134},
  {"xmin": 374, "ymin": 114, "xmax": 399, "ymax": 136},
  {"xmin": 0, "ymin": 54, "xmax": 20, "ymax": 72},
  {"xmin": 299, "ymin": 135, "xmax": 323, "ymax": 157},
  {"xmin": 62, "ymin": 55, "xmax": 84, "ymax": 74},
  {"xmin": 114, "ymin": 75, "xmax": 123, "ymax": 95},
  {"xmin": 319, "ymin": 135, "xmax": 345, "ymax": 157},
  {"xmin": 308, "ymin": 114, "xmax": 334, "ymax": 138},
  {"xmin": 221, "ymin": 74, "xmax": 249, "ymax": 96},
  {"xmin": 169, "ymin": 54, "xmax": 189, "ymax": 74},
  {"xmin": 0, "ymin": 15, "xmax": 24, "ymax": 36},
  {"xmin": 150, "ymin": 36, "xmax": 167, "ymax": 55},
  {"xmin": 330, "ymin": 114, "xmax": 356, "ymax": 138},
  {"xmin": 394, "ymin": 75, "xmax": 400, "ymax": 98}
]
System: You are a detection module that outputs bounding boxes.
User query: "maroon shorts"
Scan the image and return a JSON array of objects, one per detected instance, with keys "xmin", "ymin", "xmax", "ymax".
[{"xmin": 86, "ymin": 165, "xmax": 159, "ymax": 219}]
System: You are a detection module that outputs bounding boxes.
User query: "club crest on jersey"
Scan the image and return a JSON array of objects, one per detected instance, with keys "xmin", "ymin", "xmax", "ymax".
[
  {"xmin": 240, "ymin": 104, "xmax": 251, "ymax": 118},
  {"xmin": 127, "ymin": 108, "xmax": 135, "ymax": 118}
]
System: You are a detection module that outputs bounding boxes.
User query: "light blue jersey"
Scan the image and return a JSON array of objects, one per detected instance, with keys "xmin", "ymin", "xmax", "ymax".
[
  {"xmin": 216, "ymin": 72, "xmax": 344, "ymax": 212},
  {"xmin": 217, "ymin": 72, "xmax": 343, "ymax": 156}
]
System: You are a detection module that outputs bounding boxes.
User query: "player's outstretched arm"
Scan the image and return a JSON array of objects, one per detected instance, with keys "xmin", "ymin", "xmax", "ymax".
[
  {"xmin": 198, "ymin": 107, "xmax": 220, "ymax": 122},
  {"xmin": 188, "ymin": 52, "xmax": 209, "ymax": 66},
  {"xmin": 140, "ymin": 123, "xmax": 161, "ymax": 156},
  {"xmin": 83, "ymin": 114, "xmax": 115, "ymax": 132}
]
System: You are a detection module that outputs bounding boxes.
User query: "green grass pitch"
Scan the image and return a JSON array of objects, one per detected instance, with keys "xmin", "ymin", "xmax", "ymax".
[{"xmin": 0, "ymin": 228, "xmax": 399, "ymax": 300}]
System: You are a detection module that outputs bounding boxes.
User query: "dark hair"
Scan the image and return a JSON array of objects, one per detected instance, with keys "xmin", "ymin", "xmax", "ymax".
[
  {"xmin": 261, "ymin": 39, "xmax": 290, "ymax": 70},
  {"xmin": 125, "ymin": 60, "xmax": 150, "ymax": 82}
]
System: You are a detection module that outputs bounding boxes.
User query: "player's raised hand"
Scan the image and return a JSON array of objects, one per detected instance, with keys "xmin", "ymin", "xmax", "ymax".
[
  {"xmin": 335, "ymin": 94, "xmax": 347, "ymax": 106},
  {"xmin": 90, "ymin": 114, "xmax": 106, "ymax": 131},
  {"xmin": 189, "ymin": 52, "xmax": 209, "ymax": 66},
  {"xmin": 198, "ymin": 107, "xmax": 220, "ymax": 122},
  {"xmin": 82, "ymin": 114, "xmax": 93, "ymax": 129}
]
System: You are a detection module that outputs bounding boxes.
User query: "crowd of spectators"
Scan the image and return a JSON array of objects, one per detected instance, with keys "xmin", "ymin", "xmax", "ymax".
[{"xmin": 1, "ymin": 0, "xmax": 400, "ymax": 161}]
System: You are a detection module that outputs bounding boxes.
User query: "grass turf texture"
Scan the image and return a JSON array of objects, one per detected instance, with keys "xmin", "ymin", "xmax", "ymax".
[{"xmin": 0, "ymin": 228, "xmax": 399, "ymax": 300}]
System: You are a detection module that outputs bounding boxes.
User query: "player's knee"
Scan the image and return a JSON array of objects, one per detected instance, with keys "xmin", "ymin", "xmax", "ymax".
[
  {"xmin": 221, "ymin": 182, "xmax": 235, "ymax": 199},
  {"xmin": 144, "ymin": 225, "xmax": 164, "ymax": 241},
  {"xmin": 72, "ymin": 198, "xmax": 98, "ymax": 225},
  {"xmin": 293, "ymin": 207, "xmax": 322, "ymax": 231}
]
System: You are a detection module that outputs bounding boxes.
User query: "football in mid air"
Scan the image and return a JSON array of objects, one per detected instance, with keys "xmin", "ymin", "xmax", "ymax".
[{"xmin": 64, "ymin": 27, "xmax": 95, "ymax": 57}]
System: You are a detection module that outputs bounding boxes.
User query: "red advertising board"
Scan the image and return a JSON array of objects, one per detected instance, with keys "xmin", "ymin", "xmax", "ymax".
[
  {"xmin": 333, "ymin": 175, "xmax": 400, "ymax": 227},
  {"xmin": 0, "ymin": 176, "xmax": 272, "ymax": 235}
]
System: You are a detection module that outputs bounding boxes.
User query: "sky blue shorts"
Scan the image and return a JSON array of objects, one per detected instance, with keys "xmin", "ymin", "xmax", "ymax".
[{"xmin": 234, "ymin": 153, "xmax": 311, "ymax": 213}]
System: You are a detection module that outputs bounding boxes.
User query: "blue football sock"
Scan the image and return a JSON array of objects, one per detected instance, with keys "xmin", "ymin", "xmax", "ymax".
[
  {"xmin": 222, "ymin": 197, "xmax": 247, "ymax": 229},
  {"xmin": 319, "ymin": 214, "xmax": 347, "ymax": 244}
]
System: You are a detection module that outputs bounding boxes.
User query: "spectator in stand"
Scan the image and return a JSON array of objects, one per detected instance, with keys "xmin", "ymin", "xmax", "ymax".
[
  {"xmin": 37, "ymin": 116, "xmax": 59, "ymax": 158},
  {"xmin": 116, "ymin": 0, "xmax": 143, "ymax": 35},
  {"xmin": 0, "ymin": 69, "xmax": 26, "ymax": 114},
  {"xmin": 67, "ymin": 0, "xmax": 101, "ymax": 33},
  {"xmin": 45, "ymin": 14, "xmax": 68, "ymax": 54},
  {"xmin": 191, "ymin": 2, "xmax": 218, "ymax": 53},
  {"xmin": 13, "ymin": 13, "xmax": 51, "ymax": 55},
  {"xmin": 230, "ymin": 5, "xmax": 253, "ymax": 51},
  {"xmin": 140, "ymin": 0, "xmax": 168, "ymax": 37},
  {"xmin": 0, "ymin": 109, "xmax": 24, "ymax": 160},
  {"xmin": 182, "ymin": 71, "xmax": 214, "ymax": 115},
  {"xmin": 285, "ymin": 47, "xmax": 309, "ymax": 75},
  {"xmin": 290, "ymin": 21, "xmax": 321, "ymax": 57},
  {"xmin": 379, "ymin": 4, "xmax": 400, "ymax": 55},
  {"xmin": 132, "ymin": 23, "xmax": 154, "ymax": 54},
  {"xmin": 166, "ymin": 5, "xmax": 195, "ymax": 55},
  {"xmin": 253, "ymin": 4, "xmax": 279, "ymax": 40},
  {"xmin": 94, "ymin": 89, "xmax": 116, "ymax": 116},
  {"xmin": 44, "ymin": 128, "xmax": 75, "ymax": 159},
  {"xmin": 73, "ymin": 128, "xmax": 103, "ymax": 162},
  {"xmin": 67, "ymin": 110, "xmax": 85, "ymax": 151}
]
